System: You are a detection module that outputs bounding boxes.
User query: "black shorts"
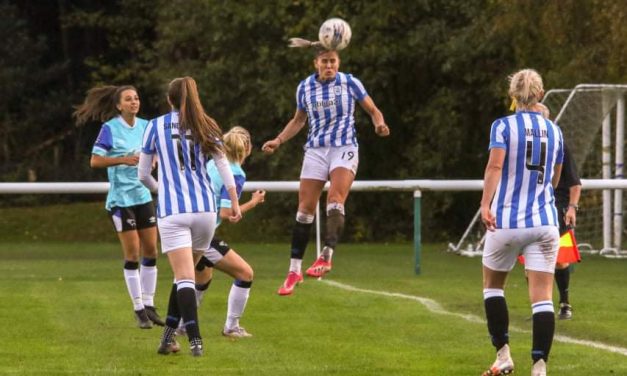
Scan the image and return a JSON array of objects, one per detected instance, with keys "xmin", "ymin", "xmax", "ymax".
[
  {"xmin": 197, "ymin": 237, "xmax": 231, "ymax": 268},
  {"xmin": 210, "ymin": 237, "xmax": 230, "ymax": 255},
  {"xmin": 107, "ymin": 201, "xmax": 157, "ymax": 233}
]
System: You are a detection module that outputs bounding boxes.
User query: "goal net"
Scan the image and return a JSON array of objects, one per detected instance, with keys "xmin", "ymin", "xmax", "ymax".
[{"xmin": 450, "ymin": 84, "xmax": 627, "ymax": 257}]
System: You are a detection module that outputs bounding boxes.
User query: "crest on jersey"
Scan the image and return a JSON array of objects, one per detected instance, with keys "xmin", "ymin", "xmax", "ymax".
[{"xmin": 334, "ymin": 86, "xmax": 342, "ymax": 96}]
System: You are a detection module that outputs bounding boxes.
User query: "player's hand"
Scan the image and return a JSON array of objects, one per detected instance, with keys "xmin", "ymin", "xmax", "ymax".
[
  {"xmin": 252, "ymin": 190, "xmax": 266, "ymax": 205},
  {"xmin": 262, "ymin": 138, "xmax": 281, "ymax": 154},
  {"xmin": 481, "ymin": 206, "xmax": 496, "ymax": 232},
  {"xmin": 375, "ymin": 124, "xmax": 390, "ymax": 137},
  {"xmin": 228, "ymin": 205, "xmax": 242, "ymax": 223},
  {"xmin": 124, "ymin": 155, "xmax": 139, "ymax": 166},
  {"xmin": 564, "ymin": 207, "xmax": 577, "ymax": 227}
]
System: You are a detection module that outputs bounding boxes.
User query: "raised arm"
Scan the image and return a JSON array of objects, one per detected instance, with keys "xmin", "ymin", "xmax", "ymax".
[
  {"xmin": 261, "ymin": 109, "xmax": 308, "ymax": 154},
  {"xmin": 359, "ymin": 96, "xmax": 390, "ymax": 137}
]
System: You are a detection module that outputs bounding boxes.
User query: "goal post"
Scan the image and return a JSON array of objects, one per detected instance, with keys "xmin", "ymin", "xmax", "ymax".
[{"xmin": 545, "ymin": 84, "xmax": 627, "ymax": 255}]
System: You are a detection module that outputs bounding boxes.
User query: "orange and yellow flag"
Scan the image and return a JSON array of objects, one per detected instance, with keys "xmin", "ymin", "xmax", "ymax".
[{"xmin": 556, "ymin": 228, "xmax": 581, "ymax": 264}]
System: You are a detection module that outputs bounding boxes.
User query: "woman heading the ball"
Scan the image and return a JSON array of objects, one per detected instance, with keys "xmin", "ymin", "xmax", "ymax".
[
  {"xmin": 138, "ymin": 77, "xmax": 241, "ymax": 356},
  {"xmin": 262, "ymin": 20, "xmax": 390, "ymax": 296},
  {"xmin": 74, "ymin": 85, "xmax": 164, "ymax": 329}
]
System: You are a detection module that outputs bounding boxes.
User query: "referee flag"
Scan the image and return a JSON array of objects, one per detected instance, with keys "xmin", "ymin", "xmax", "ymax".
[{"xmin": 556, "ymin": 228, "xmax": 581, "ymax": 264}]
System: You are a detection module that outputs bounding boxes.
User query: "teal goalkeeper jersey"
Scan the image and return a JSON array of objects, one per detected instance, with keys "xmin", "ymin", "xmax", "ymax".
[{"xmin": 92, "ymin": 116, "xmax": 153, "ymax": 210}]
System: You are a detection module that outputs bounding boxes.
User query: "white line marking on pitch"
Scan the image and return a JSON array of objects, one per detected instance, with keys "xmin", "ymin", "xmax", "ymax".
[{"xmin": 322, "ymin": 279, "xmax": 627, "ymax": 357}]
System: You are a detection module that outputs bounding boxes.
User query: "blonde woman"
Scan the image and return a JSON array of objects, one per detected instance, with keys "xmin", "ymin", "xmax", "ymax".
[
  {"xmin": 138, "ymin": 77, "xmax": 241, "ymax": 356},
  {"xmin": 480, "ymin": 69, "xmax": 563, "ymax": 376},
  {"xmin": 190, "ymin": 126, "xmax": 265, "ymax": 338}
]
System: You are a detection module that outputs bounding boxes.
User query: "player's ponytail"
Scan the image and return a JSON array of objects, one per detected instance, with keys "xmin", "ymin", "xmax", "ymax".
[
  {"xmin": 223, "ymin": 126, "xmax": 251, "ymax": 164},
  {"xmin": 73, "ymin": 85, "xmax": 136, "ymax": 126},
  {"xmin": 508, "ymin": 69, "xmax": 543, "ymax": 110},
  {"xmin": 168, "ymin": 77, "xmax": 223, "ymax": 156},
  {"xmin": 288, "ymin": 37, "xmax": 322, "ymax": 49}
]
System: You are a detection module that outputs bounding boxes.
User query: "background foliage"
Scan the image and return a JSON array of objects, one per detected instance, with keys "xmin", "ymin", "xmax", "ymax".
[{"xmin": 3, "ymin": 0, "xmax": 626, "ymax": 241}]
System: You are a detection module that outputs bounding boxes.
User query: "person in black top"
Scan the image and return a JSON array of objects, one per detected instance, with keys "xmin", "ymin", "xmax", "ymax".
[
  {"xmin": 536, "ymin": 103, "xmax": 582, "ymax": 320},
  {"xmin": 552, "ymin": 142, "xmax": 581, "ymax": 319}
]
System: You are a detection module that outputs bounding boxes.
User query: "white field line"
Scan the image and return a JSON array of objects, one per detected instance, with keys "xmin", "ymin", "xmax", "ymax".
[{"xmin": 322, "ymin": 280, "xmax": 627, "ymax": 357}]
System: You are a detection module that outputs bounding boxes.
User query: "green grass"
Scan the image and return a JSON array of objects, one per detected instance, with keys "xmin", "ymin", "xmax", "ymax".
[{"xmin": 1, "ymin": 242, "xmax": 626, "ymax": 375}]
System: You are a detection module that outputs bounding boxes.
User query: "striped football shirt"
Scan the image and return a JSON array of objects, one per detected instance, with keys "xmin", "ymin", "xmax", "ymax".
[
  {"xmin": 296, "ymin": 72, "xmax": 368, "ymax": 148},
  {"xmin": 489, "ymin": 110, "xmax": 564, "ymax": 229},
  {"xmin": 142, "ymin": 111, "xmax": 216, "ymax": 218}
]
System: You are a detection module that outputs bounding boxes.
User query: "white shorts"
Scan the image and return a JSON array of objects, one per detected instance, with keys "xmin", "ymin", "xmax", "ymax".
[
  {"xmin": 483, "ymin": 226, "xmax": 559, "ymax": 273},
  {"xmin": 300, "ymin": 145, "xmax": 359, "ymax": 181},
  {"xmin": 157, "ymin": 212, "xmax": 217, "ymax": 253}
]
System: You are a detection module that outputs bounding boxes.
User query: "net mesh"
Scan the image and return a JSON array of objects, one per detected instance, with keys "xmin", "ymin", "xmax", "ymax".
[{"xmin": 543, "ymin": 85, "xmax": 627, "ymax": 250}]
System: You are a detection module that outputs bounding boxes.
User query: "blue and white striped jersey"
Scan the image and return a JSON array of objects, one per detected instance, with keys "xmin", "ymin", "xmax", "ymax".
[
  {"xmin": 92, "ymin": 116, "xmax": 152, "ymax": 210},
  {"xmin": 489, "ymin": 110, "xmax": 564, "ymax": 229},
  {"xmin": 296, "ymin": 72, "xmax": 368, "ymax": 148},
  {"xmin": 206, "ymin": 160, "xmax": 246, "ymax": 227},
  {"xmin": 142, "ymin": 111, "xmax": 216, "ymax": 218}
]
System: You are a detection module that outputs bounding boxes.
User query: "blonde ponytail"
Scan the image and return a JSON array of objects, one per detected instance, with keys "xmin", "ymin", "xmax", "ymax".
[{"xmin": 223, "ymin": 126, "xmax": 251, "ymax": 164}]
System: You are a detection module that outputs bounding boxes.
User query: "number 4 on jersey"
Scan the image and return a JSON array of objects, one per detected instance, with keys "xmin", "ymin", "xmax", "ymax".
[{"xmin": 525, "ymin": 140, "xmax": 546, "ymax": 184}]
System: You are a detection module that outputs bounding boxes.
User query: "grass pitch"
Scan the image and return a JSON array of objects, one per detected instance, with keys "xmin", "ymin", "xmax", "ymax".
[{"xmin": 0, "ymin": 242, "xmax": 626, "ymax": 375}]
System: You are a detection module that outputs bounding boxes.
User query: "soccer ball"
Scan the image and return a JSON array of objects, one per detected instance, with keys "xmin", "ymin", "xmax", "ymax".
[{"xmin": 318, "ymin": 18, "xmax": 352, "ymax": 51}]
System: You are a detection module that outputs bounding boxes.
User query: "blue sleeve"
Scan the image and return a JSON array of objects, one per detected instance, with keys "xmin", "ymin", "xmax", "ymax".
[
  {"xmin": 488, "ymin": 119, "xmax": 508, "ymax": 150},
  {"xmin": 296, "ymin": 81, "xmax": 306, "ymax": 110},
  {"xmin": 347, "ymin": 75, "xmax": 368, "ymax": 102},
  {"xmin": 142, "ymin": 119, "xmax": 157, "ymax": 154},
  {"xmin": 219, "ymin": 174, "xmax": 246, "ymax": 209},
  {"xmin": 92, "ymin": 124, "xmax": 113, "ymax": 156}
]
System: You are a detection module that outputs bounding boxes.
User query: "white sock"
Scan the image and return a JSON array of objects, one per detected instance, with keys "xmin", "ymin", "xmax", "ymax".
[
  {"xmin": 289, "ymin": 258, "xmax": 302, "ymax": 274},
  {"xmin": 322, "ymin": 247, "xmax": 334, "ymax": 261},
  {"xmin": 225, "ymin": 284, "xmax": 250, "ymax": 330},
  {"xmin": 195, "ymin": 289, "xmax": 206, "ymax": 307},
  {"xmin": 123, "ymin": 269, "xmax": 144, "ymax": 310},
  {"xmin": 140, "ymin": 265, "xmax": 157, "ymax": 307}
]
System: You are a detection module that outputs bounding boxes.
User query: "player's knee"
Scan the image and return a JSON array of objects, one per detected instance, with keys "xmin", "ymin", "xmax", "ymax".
[
  {"xmin": 142, "ymin": 247, "xmax": 158, "ymax": 258},
  {"xmin": 555, "ymin": 262, "xmax": 569, "ymax": 269},
  {"xmin": 195, "ymin": 266, "xmax": 213, "ymax": 283},
  {"xmin": 237, "ymin": 265, "xmax": 254, "ymax": 282}
]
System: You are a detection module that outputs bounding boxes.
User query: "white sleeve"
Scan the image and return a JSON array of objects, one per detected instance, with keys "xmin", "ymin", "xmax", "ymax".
[
  {"xmin": 211, "ymin": 150, "xmax": 235, "ymax": 190},
  {"xmin": 138, "ymin": 152, "xmax": 158, "ymax": 193}
]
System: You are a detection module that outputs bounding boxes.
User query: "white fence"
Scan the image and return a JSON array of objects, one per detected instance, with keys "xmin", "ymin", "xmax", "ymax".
[{"xmin": 2, "ymin": 179, "xmax": 626, "ymax": 273}]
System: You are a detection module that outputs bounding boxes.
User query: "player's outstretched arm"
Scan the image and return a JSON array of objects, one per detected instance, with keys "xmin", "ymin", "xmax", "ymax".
[
  {"xmin": 262, "ymin": 109, "xmax": 307, "ymax": 154},
  {"xmin": 359, "ymin": 96, "xmax": 389, "ymax": 137}
]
